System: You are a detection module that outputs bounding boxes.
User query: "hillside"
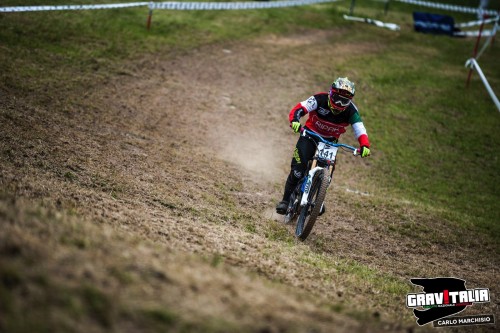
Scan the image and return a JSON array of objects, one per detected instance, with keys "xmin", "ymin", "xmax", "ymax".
[{"xmin": 1, "ymin": 1, "xmax": 499, "ymax": 332}]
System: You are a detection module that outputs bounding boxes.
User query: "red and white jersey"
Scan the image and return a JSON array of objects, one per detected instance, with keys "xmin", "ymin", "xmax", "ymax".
[{"xmin": 289, "ymin": 92, "xmax": 370, "ymax": 147}]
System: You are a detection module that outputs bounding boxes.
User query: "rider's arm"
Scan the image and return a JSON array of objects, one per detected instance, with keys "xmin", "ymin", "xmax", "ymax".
[
  {"xmin": 288, "ymin": 96, "xmax": 317, "ymax": 122},
  {"xmin": 349, "ymin": 111, "xmax": 370, "ymax": 148},
  {"xmin": 289, "ymin": 103, "xmax": 306, "ymax": 122}
]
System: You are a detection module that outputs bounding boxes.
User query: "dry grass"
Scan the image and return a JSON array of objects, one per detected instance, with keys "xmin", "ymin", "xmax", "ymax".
[{"xmin": 1, "ymin": 31, "xmax": 498, "ymax": 332}]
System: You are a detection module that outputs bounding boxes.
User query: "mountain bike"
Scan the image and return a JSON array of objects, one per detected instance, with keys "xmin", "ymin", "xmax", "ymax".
[{"xmin": 284, "ymin": 128, "xmax": 359, "ymax": 241}]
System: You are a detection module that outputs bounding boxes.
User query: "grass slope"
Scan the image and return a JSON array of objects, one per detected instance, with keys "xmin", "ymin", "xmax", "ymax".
[{"xmin": 1, "ymin": 0, "xmax": 499, "ymax": 332}]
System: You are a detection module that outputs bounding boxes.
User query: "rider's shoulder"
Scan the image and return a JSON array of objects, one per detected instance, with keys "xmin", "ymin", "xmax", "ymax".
[
  {"xmin": 312, "ymin": 92, "xmax": 329, "ymax": 102},
  {"xmin": 314, "ymin": 92, "xmax": 328, "ymax": 98},
  {"xmin": 347, "ymin": 101, "xmax": 359, "ymax": 114}
]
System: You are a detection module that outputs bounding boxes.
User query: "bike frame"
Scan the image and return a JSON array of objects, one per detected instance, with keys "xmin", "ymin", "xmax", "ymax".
[
  {"xmin": 300, "ymin": 166, "xmax": 325, "ymax": 206},
  {"xmin": 285, "ymin": 128, "xmax": 360, "ymax": 240},
  {"xmin": 298, "ymin": 129, "xmax": 358, "ymax": 207}
]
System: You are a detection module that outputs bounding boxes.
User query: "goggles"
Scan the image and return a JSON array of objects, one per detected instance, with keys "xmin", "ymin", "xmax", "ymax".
[{"xmin": 329, "ymin": 92, "xmax": 352, "ymax": 109}]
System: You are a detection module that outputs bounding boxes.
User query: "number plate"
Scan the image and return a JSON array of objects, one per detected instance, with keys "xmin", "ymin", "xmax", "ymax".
[{"xmin": 317, "ymin": 142, "xmax": 338, "ymax": 162}]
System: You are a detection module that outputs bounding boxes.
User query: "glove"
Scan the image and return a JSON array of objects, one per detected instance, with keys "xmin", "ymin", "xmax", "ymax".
[
  {"xmin": 291, "ymin": 121, "xmax": 301, "ymax": 133},
  {"xmin": 360, "ymin": 146, "xmax": 371, "ymax": 158}
]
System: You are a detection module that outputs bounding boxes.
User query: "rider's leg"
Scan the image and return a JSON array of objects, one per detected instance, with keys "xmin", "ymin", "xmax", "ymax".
[{"xmin": 276, "ymin": 136, "xmax": 316, "ymax": 214}]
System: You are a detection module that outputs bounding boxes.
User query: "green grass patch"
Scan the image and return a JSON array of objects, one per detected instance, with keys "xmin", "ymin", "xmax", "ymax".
[
  {"xmin": 0, "ymin": 1, "xmax": 345, "ymax": 102},
  {"xmin": 1, "ymin": 1, "xmax": 499, "ymax": 330},
  {"xmin": 3, "ymin": 2, "xmax": 497, "ymax": 243},
  {"xmin": 80, "ymin": 285, "xmax": 114, "ymax": 327},
  {"xmin": 299, "ymin": 250, "xmax": 411, "ymax": 297},
  {"xmin": 354, "ymin": 32, "xmax": 499, "ymax": 240},
  {"xmin": 312, "ymin": 1, "xmax": 500, "ymax": 242},
  {"xmin": 264, "ymin": 220, "xmax": 296, "ymax": 243},
  {"xmin": 141, "ymin": 307, "xmax": 177, "ymax": 326}
]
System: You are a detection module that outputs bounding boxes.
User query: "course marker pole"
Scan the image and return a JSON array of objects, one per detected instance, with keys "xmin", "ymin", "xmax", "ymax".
[
  {"xmin": 475, "ymin": 17, "xmax": 498, "ymax": 60},
  {"xmin": 349, "ymin": 0, "xmax": 356, "ymax": 15},
  {"xmin": 492, "ymin": 13, "xmax": 499, "ymax": 46},
  {"xmin": 146, "ymin": 2, "xmax": 154, "ymax": 30},
  {"xmin": 384, "ymin": 0, "xmax": 390, "ymax": 15},
  {"xmin": 465, "ymin": 59, "xmax": 500, "ymax": 112},
  {"xmin": 466, "ymin": 19, "xmax": 485, "ymax": 88}
]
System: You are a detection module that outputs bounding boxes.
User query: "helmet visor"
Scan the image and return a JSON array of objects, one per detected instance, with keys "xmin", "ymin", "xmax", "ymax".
[{"xmin": 330, "ymin": 93, "xmax": 351, "ymax": 108}]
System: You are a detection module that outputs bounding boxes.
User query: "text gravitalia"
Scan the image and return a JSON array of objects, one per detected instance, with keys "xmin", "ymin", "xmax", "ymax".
[{"xmin": 407, "ymin": 289, "xmax": 489, "ymax": 308}]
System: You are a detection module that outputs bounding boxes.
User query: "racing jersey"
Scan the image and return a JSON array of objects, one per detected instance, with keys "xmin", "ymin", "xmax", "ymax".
[{"xmin": 289, "ymin": 92, "xmax": 370, "ymax": 148}]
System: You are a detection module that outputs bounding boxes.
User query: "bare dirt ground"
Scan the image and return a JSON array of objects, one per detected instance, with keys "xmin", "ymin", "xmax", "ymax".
[{"xmin": 1, "ymin": 29, "xmax": 498, "ymax": 332}]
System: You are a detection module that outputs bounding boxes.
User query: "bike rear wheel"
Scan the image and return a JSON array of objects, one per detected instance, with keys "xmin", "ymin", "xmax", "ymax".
[{"xmin": 295, "ymin": 168, "xmax": 329, "ymax": 241}]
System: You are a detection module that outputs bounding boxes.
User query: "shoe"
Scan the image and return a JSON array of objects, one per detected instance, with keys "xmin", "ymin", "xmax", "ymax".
[
  {"xmin": 319, "ymin": 203, "xmax": 326, "ymax": 216},
  {"xmin": 276, "ymin": 200, "xmax": 289, "ymax": 215}
]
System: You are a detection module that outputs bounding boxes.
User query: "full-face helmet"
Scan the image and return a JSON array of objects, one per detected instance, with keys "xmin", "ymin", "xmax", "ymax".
[{"xmin": 328, "ymin": 77, "xmax": 355, "ymax": 114}]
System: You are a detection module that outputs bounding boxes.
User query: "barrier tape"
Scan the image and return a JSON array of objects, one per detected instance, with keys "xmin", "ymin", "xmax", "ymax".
[
  {"xmin": 2, "ymin": 0, "xmax": 497, "ymax": 14},
  {"xmin": 465, "ymin": 58, "xmax": 500, "ymax": 112},
  {"xmin": 454, "ymin": 29, "xmax": 495, "ymax": 37},
  {"xmin": 456, "ymin": 16, "xmax": 499, "ymax": 28},
  {"xmin": 0, "ymin": 2, "xmax": 148, "ymax": 12},
  {"xmin": 343, "ymin": 14, "xmax": 400, "ymax": 31},
  {"xmin": 0, "ymin": 0, "xmax": 339, "ymax": 13},
  {"xmin": 396, "ymin": 0, "xmax": 498, "ymax": 16},
  {"xmin": 152, "ymin": 0, "xmax": 339, "ymax": 10}
]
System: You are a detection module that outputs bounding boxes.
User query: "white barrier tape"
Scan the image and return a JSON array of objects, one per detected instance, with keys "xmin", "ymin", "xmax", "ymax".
[
  {"xmin": 396, "ymin": 0, "xmax": 498, "ymax": 16},
  {"xmin": 454, "ymin": 29, "xmax": 495, "ymax": 37},
  {"xmin": 343, "ymin": 14, "xmax": 400, "ymax": 31},
  {"xmin": 456, "ymin": 16, "xmax": 499, "ymax": 28},
  {"xmin": 152, "ymin": 0, "xmax": 339, "ymax": 10},
  {"xmin": 0, "ymin": 2, "xmax": 148, "ymax": 12},
  {"xmin": 0, "ymin": 0, "xmax": 339, "ymax": 13},
  {"xmin": 465, "ymin": 58, "xmax": 500, "ymax": 112}
]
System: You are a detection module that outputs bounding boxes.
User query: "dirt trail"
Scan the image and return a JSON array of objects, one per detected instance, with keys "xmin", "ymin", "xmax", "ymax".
[{"xmin": 1, "ymin": 29, "xmax": 498, "ymax": 332}]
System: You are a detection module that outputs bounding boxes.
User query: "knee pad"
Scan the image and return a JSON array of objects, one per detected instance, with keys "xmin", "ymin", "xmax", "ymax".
[{"xmin": 292, "ymin": 169, "xmax": 303, "ymax": 180}]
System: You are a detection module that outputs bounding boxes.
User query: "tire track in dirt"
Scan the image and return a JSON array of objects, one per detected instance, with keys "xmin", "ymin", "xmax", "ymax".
[
  {"xmin": 137, "ymin": 32, "xmax": 498, "ymax": 327},
  {"xmin": 2, "ymin": 28, "xmax": 498, "ymax": 332}
]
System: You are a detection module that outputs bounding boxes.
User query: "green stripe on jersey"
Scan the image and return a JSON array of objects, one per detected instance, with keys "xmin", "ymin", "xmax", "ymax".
[{"xmin": 349, "ymin": 112, "xmax": 362, "ymax": 124}]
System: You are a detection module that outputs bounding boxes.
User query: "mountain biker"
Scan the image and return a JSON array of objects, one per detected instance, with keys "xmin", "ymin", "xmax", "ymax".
[{"xmin": 275, "ymin": 77, "xmax": 371, "ymax": 215}]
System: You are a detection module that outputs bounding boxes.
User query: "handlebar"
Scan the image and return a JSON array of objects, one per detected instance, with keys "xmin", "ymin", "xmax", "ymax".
[{"xmin": 300, "ymin": 128, "xmax": 359, "ymax": 156}]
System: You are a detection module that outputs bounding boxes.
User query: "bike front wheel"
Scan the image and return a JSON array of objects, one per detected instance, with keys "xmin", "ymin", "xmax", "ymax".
[{"xmin": 295, "ymin": 168, "xmax": 329, "ymax": 241}]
